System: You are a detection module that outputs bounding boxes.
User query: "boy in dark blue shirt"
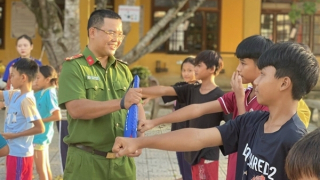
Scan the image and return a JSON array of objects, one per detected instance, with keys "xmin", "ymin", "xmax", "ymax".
[{"xmin": 112, "ymin": 42, "xmax": 319, "ymax": 180}]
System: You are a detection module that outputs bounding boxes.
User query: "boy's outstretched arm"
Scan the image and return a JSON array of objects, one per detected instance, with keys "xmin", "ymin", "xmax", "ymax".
[
  {"xmin": 142, "ymin": 86, "xmax": 177, "ymax": 98},
  {"xmin": 1, "ymin": 120, "xmax": 45, "ymax": 140},
  {"xmin": 138, "ymin": 100, "xmax": 223, "ymax": 133},
  {"xmin": 113, "ymin": 127, "xmax": 223, "ymax": 157}
]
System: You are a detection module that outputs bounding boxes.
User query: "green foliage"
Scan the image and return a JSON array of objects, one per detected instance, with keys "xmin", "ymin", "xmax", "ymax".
[
  {"xmin": 130, "ymin": 66, "xmax": 152, "ymax": 87},
  {"xmin": 303, "ymin": 1, "xmax": 317, "ymax": 14},
  {"xmin": 289, "ymin": 0, "xmax": 319, "ymax": 24},
  {"xmin": 289, "ymin": 3, "xmax": 302, "ymax": 24}
]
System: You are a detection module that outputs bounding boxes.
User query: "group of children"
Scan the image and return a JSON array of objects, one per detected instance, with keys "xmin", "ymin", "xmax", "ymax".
[
  {"xmin": 1, "ymin": 33, "xmax": 320, "ymax": 180},
  {"xmin": 112, "ymin": 35, "xmax": 320, "ymax": 180},
  {"xmin": 0, "ymin": 34, "xmax": 61, "ymax": 180}
]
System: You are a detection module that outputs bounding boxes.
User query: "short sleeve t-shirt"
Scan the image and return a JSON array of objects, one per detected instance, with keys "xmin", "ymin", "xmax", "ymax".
[
  {"xmin": 218, "ymin": 87, "xmax": 268, "ymax": 119},
  {"xmin": 162, "ymin": 81, "xmax": 200, "ymax": 131},
  {"xmin": 217, "ymin": 87, "xmax": 269, "ymax": 180},
  {"xmin": 217, "ymin": 111, "xmax": 306, "ymax": 180},
  {"xmin": 3, "ymin": 90, "xmax": 41, "ymax": 157},
  {"xmin": 173, "ymin": 83, "xmax": 225, "ymax": 165},
  {"xmin": 33, "ymin": 87, "xmax": 60, "ymax": 145},
  {"xmin": 0, "ymin": 135, "xmax": 7, "ymax": 149}
]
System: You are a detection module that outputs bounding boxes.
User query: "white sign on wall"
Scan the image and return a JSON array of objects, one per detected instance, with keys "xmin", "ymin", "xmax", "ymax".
[
  {"xmin": 11, "ymin": 1, "xmax": 36, "ymax": 38},
  {"xmin": 118, "ymin": 5, "xmax": 140, "ymax": 22}
]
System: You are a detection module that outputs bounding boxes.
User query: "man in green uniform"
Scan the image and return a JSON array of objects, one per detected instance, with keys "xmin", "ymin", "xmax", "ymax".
[{"xmin": 58, "ymin": 9, "xmax": 143, "ymax": 180}]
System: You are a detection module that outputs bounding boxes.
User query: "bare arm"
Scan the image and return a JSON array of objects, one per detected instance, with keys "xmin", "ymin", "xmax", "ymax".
[
  {"xmin": 0, "ymin": 91, "xmax": 3, "ymax": 100},
  {"xmin": 142, "ymin": 86, "xmax": 177, "ymax": 98},
  {"xmin": 0, "ymin": 145, "xmax": 9, "ymax": 157},
  {"xmin": 66, "ymin": 88, "xmax": 142, "ymax": 120},
  {"xmin": 42, "ymin": 110, "xmax": 62, "ymax": 123},
  {"xmin": 113, "ymin": 127, "xmax": 223, "ymax": 157},
  {"xmin": 138, "ymin": 100, "xmax": 223, "ymax": 132},
  {"xmin": 1, "ymin": 120, "xmax": 45, "ymax": 140}
]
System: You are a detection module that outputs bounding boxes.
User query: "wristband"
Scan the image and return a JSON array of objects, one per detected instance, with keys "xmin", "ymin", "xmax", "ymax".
[{"xmin": 120, "ymin": 97, "xmax": 126, "ymax": 109}]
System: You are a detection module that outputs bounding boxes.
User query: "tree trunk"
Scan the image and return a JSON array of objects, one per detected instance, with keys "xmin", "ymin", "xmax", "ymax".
[
  {"xmin": 22, "ymin": 0, "xmax": 205, "ymax": 67},
  {"xmin": 22, "ymin": 0, "xmax": 80, "ymax": 69},
  {"xmin": 123, "ymin": 0, "xmax": 205, "ymax": 64}
]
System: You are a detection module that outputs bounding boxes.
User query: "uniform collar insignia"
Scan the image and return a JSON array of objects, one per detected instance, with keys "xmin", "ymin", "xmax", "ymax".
[{"xmin": 86, "ymin": 56, "xmax": 95, "ymax": 66}]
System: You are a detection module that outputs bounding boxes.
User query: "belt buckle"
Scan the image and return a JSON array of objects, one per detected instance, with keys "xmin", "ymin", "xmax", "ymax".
[{"xmin": 106, "ymin": 152, "xmax": 116, "ymax": 159}]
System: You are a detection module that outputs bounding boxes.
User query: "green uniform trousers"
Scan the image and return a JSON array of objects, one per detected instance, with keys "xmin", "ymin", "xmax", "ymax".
[{"xmin": 63, "ymin": 146, "xmax": 136, "ymax": 180}]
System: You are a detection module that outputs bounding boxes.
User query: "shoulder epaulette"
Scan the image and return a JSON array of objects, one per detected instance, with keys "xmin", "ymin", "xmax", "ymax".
[
  {"xmin": 65, "ymin": 54, "xmax": 83, "ymax": 61},
  {"xmin": 116, "ymin": 59, "xmax": 128, "ymax": 65}
]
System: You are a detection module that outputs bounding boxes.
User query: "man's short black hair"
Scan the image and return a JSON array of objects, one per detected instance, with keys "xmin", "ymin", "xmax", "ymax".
[
  {"xmin": 195, "ymin": 50, "xmax": 223, "ymax": 75},
  {"xmin": 257, "ymin": 42, "xmax": 319, "ymax": 100},
  {"xmin": 12, "ymin": 58, "xmax": 39, "ymax": 82},
  {"xmin": 236, "ymin": 35, "xmax": 274, "ymax": 62},
  {"xmin": 87, "ymin": 9, "xmax": 122, "ymax": 36}
]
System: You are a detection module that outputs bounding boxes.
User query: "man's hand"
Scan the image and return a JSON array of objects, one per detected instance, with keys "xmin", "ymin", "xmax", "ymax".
[
  {"xmin": 1, "ymin": 133, "xmax": 17, "ymax": 140},
  {"xmin": 138, "ymin": 119, "xmax": 156, "ymax": 133},
  {"xmin": 112, "ymin": 137, "xmax": 140, "ymax": 157},
  {"xmin": 124, "ymin": 88, "xmax": 142, "ymax": 109},
  {"xmin": 230, "ymin": 71, "xmax": 245, "ymax": 99}
]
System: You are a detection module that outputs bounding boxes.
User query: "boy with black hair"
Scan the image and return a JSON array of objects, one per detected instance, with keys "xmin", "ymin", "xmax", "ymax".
[
  {"xmin": 285, "ymin": 128, "xmax": 320, "ymax": 180},
  {"xmin": 113, "ymin": 42, "xmax": 319, "ymax": 180},
  {"xmin": 0, "ymin": 58, "xmax": 45, "ymax": 180},
  {"xmin": 139, "ymin": 35, "xmax": 311, "ymax": 180},
  {"xmin": 141, "ymin": 50, "xmax": 227, "ymax": 180}
]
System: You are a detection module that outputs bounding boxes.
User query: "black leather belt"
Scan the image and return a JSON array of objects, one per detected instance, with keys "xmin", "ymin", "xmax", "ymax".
[{"xmin": 70, "ymin": 144, "xmax": 116, "ymax": 159}]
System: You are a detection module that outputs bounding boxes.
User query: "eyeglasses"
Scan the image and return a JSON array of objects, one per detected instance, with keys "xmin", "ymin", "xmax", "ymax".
[{"xmin": 94, "ymin": 27, "xmax": 125, "ymax": 40}]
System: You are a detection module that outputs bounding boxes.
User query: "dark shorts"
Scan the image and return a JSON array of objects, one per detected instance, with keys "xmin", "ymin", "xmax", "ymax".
[{"xmin": 176, "ymin": 152, "xmax": 192, "ymax": 180}]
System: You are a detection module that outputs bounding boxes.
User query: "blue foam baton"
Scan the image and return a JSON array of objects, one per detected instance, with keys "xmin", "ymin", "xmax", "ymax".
[{"xmin": 123, "ymin": 75, "xmax": 140, "ymax": 138}]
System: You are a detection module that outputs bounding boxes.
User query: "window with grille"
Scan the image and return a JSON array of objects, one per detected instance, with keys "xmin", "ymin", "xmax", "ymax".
[
  {"xmin": 152, "ymin": 0, "xmax": 220, "ymax": 54},
  {"xmin": 261, "ymin": 1, "xmax": 320, "ymax": 54}
]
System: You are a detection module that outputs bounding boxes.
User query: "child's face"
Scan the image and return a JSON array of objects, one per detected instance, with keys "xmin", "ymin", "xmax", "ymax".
[
  {"xmin": 253, "ymin": 66, "xmax": 281, "ymax": 105},
  {"xmin": 10, "ymin": 68, "xmax": 23, "ymax": 89},
  {"xmin": 236, "ymin": 58, "xmax": 260, "ymax": 84},
  {"xmin": 34, "ymin": 73, "xmax": 49, "ymax": 90},
  {"xmin": 181, "ymin": 62, "xmax": 196, "ymax": 83},
  {"xmin": 194, "ymin": 62, "xmax": 212, "ymax": 80},
  {"xmin": 16, "ymin": 38, "xmax": 33, "ymax": 58}
]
